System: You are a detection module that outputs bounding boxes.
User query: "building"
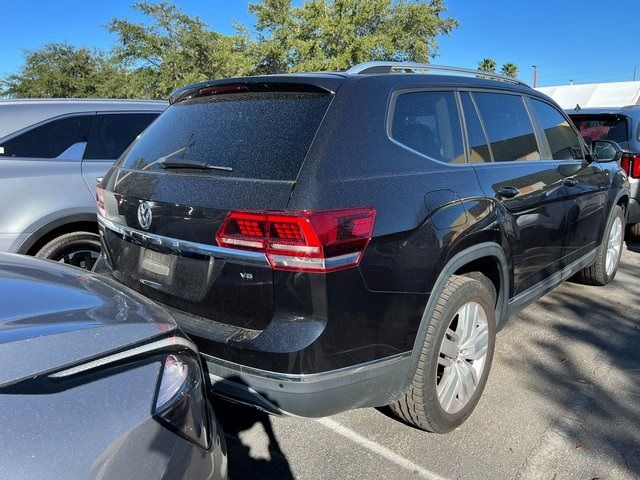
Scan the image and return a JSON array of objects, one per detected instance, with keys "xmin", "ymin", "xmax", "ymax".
[{"xmin": 537, "ymin": 81, "xmax": 640, "ymax": 109}]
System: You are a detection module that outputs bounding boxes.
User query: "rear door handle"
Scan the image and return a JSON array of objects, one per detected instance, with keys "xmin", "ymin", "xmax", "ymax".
[
  {"xmin": 563, "ymin": 177, "xmax": 578, "ymax": 187},
  {"xmin": 497, "ymin": 186, "xmax": 520, "ymax": 199}
]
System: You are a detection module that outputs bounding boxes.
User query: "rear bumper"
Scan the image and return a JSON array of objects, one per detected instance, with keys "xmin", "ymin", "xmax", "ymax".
[{"xmin": 204, "ymin": 352, "xmax": 410, "ymax": 417}]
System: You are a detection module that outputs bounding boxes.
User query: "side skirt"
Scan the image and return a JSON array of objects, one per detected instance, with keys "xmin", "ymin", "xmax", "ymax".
[{"xmin": 507, "ymin": 248, "xmax": 598, "ymax": 316}]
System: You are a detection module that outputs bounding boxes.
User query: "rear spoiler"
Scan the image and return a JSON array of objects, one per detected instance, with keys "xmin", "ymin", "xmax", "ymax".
[{"xmin": 169, "ymin": 77, "xmax": 338, "ymax": 104}]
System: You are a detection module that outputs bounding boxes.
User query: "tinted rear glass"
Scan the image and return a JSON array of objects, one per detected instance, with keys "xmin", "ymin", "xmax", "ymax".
[
  {"xmin": 0, "ymin": 115, "xmax": 93, "ymax": 159},
  {"xmin": 569, "ymin": 115, "xmax": 628, "ymax": 143},
  {"xmin": 120, "ymin": 93, "xmax": 332, "ymax": 181},
  {"xmin": 473, "ymin": 92, "xmax": 541, "ymax": 162},
  {"xmin": 391, "ymin": 91, "xmax": 465, "ymax": 164},
  {"xmin": 84, "ymin": 113, "xmax": 159, "ymax": 160}
]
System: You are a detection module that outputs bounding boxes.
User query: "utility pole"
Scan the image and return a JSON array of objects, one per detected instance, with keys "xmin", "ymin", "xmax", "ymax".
[{"xmin": 532, "ymin": 65, "xmax": 538, "ymax": 88}]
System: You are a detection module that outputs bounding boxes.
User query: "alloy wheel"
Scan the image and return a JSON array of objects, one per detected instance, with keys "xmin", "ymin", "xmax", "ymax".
[
  {"xmin": 605, "ymin": 216, "xmax": 623, "ymax": 277},
  {"xmin": 436, "ymin": 301, "xmax": 489, "ymax": 414}
]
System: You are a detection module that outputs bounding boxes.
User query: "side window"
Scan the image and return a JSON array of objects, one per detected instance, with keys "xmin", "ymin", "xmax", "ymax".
[
  {"xmin": 530, "ymin": 99, "xmax": 584, "ymax": 160},
  {"xmin": 391, "ymin": 91, "xmax": 465, "ymax": 164},
  {"xmin": 460, "ymin": 92, "xmax": 492, "ymax": 162},
  {"xmin": 0, "ymin": 115, "xmax": 93, "ymax": 159},
  {"xmin": 84, "ymin": 113, "xmax": 159, "ymax": 160},
  {"xmin": 473, "ymin": 92, "xmax": 541, "ymax": 162}
]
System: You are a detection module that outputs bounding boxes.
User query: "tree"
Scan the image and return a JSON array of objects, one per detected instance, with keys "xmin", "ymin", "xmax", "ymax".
[
  {"xmin": 1, "ymin": 43, "xmax": 112, "ymax": 98},
  {"xmin": 477, "ymin": 58, "xmax": 496, "ymax": 73},
  {"xmin": 107, "ymin": 1, "xmax": 254, "ymax": 98},
  {"xmin": 2, "ymin": 0, "xmax": 459, "ymax": 98},
  {"xmin": 500, "ymin": 62, "xmax": 519, "ymax": 79},
  {"xmin": 250, "ymin": 0, "xmax": 459, "ymax": 73}
]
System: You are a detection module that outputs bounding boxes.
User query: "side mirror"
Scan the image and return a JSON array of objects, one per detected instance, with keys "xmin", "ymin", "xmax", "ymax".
[{"xmin": 587, "ymin": 139, "xmax": 622, "ymax": 163}]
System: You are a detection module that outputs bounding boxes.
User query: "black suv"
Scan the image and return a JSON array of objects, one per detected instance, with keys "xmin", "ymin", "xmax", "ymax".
[{"xmin": 96, "ymin": 62, "xmax": 629, "ymax": 433}]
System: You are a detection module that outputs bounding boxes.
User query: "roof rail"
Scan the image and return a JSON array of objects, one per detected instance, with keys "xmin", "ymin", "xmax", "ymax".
[{"xmin": 346, "ymin": 61, "xmax": 528, "ymax": 87}]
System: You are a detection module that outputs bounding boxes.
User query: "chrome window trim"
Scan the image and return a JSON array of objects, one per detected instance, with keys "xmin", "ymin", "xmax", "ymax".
[{"xmin": 98, "ymin": 215, "xmax": 270, "ymax": 266}]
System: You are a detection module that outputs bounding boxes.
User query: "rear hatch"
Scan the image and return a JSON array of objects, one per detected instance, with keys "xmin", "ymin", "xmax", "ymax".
[
  {"xmin": 569, "ymin": 113, "xmax": 631, "ymax": 151},
  {"xmin": 99, "ymin": 79, "xmax": 339, "ymax": 335}
]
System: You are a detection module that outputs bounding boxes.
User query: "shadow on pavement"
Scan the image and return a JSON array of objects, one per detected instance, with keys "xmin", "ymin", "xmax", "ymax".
[
  {"xmin": 211, "ymin": 397, "xmax": 294, "ymax": 480},
  {"xmin": 503, "ymin": 242, "xmax": 640, "ymax": 477}
]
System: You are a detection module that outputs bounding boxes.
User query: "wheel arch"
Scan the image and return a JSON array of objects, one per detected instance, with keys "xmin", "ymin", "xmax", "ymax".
[
  {"xmin": 616, "ymin": 192, "xmax": 630, "ymax": 220},
  {"xmin": 395, "ymin": 242, "xmax": 509, "ymax": 399},
  {"xmin": 17, "ymin": 213, "xmax": 98, "ymax": 255}
]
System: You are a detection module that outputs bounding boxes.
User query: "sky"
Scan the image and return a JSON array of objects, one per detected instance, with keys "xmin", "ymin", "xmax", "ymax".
[{"xmin": 1, "ymin": 0, "xmax": 639, "ymax": 88}]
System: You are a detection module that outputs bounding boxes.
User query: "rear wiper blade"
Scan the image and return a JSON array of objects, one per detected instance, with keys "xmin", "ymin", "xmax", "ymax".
[{"xmin": 160, "ymin": 160, "xmax": 233, "ymax": 172}]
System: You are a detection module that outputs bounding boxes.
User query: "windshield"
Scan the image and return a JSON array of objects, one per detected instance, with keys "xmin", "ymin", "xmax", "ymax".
[
  {"xmin": 120, "ymin": 92, "xmax": 333, "ymax": 181},
  {"xmin": 569, "ymin": 114, "xmax": 628, "ymax": 144}
]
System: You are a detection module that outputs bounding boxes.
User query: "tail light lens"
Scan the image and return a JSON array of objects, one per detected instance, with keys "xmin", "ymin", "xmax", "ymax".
[
  {"xmin": 216, "ymin": 208, "xmax": 376, "ymax": 272},
  {"xmin": 96, "ymin": 186, "xmax": 106, "ymax": 217},
  {"xmin": 621, "ymin": 154, "xmax": 640, "ymax": 178},
  {"xmin": 153, "ymin": 353, "xmax": 210, "ymax": 449}
]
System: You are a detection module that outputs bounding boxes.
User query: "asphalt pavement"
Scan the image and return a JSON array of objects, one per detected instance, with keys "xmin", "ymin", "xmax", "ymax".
[{"xmin": 214, "ymin": 239, "xmax": 640, "ymax": 480}]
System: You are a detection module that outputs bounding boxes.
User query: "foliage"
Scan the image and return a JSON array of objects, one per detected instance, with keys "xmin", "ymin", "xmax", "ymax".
[
  {"xmin": 1, "ymin": 43, "xmax": 114, "ymax": 98},
  {"xmin": 249, "ymin": 0, "xmax": 458, "ymax": 72},
  {"xmin": 477, "ymin": 58, "xmax": 496, "ymax": 73},
  {"xmin": 2, "ymin": 0, "xmax": 458, "ymax": 99},
  {"xmin": 107, "ymin": 1, "xmax": 254, "ymax": 98},
  {"xmin": 500, "ymin": 62, "xmax": 519, "ymax": 79}
]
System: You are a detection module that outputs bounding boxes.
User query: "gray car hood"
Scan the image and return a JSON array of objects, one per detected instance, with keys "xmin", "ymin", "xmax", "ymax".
[{"xmin": 0, "ymin": 254, "xmax": 176, "ymax": 386}]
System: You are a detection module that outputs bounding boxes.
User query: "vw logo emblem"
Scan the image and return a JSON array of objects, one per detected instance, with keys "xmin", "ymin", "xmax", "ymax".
[{"xmin": 137, "ymin": 202, "xmax": 153, "ymax": 230}]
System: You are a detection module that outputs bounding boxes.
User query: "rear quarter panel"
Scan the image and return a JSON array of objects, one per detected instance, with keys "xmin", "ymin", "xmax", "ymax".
[
  {"xmin": 289, "ymin": 75, "xmax": 504, "ymax": 295},
  {"xmin": 0, "ymin": 158, "xmax": 96, "ymax": 250}
]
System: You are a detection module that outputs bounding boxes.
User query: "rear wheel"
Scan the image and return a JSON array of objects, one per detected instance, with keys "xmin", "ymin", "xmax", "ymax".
[
  {"xmin": 573, "ymin": 205, "xmax": 624, "ymax": 286},
  {"xmin": 35, "ymin": 231, "xmax": 101, "ymax": 271},
  {"xmin": 390, "ymin": 274, "xmax": 496, "ymax": 432}
]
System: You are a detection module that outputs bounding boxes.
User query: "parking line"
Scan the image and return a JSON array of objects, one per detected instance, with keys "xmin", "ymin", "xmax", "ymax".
[{"xmin": 317, "ymin": 418, "xmax": 450, "ymax": 480}]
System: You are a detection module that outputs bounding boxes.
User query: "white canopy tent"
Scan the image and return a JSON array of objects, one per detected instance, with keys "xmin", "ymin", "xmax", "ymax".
[{"xmin": 537, "ymin": 81, "xmax": 640, "ymax": 109}]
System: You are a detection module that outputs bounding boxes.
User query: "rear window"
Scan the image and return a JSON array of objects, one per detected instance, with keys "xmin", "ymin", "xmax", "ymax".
[
  {"xmin": 473, "ymin": 92, "xmax": 541, "ymax": 162},
  {"xmin": 0, "ymin": 115, "xmax": 93, "ymax": 159},
  {"xmin": 391, "ymin": 91, "xmax": 465, "ymax": 164},
  {"xmin": 569, "ymin": 115, "xmax": 629, "ymax": 143},
  {"xmin": 84, "ymin": 113, "xmax": 159, "ymax": 160},
  {"xmin": 120, "ymin": 92, "xmax": 332, "ymax": 181}
]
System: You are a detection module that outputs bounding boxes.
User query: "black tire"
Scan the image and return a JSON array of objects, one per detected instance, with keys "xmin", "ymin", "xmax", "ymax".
[
  {"xmin": 35, "ymin": 231, "xmax": 101, "ymax": 271},
  {"xmin": 627, "ymin": 222, "xmax": 640, "ymax": 240},
  {"xmin": 573, "ymin": 205, "xmax": 624, "ymax": 286},
  {"xmin": 390, "ymin": 274, "xmax": 496, "ymax": 433}
]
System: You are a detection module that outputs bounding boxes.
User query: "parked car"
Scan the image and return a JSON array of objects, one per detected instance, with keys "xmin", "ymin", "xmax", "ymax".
[
  {"xmin": 567, "ymin": 106, "xmax": 640, "ymax": 236},
  {"xmin": 0, "ymin": 253, "xmax": 227, "ymax": 480},
  {"xmin": 95, "ymin": 62, "xmax": 629, "ymax": 433},
  {"xmin": 0, "ymin": 99, "xmax": 167, "ymax": 269}
]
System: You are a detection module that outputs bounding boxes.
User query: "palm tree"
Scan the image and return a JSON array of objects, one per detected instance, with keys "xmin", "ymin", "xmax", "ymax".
[
  {"xmin": 501, "ymin": 62, "xmax": 519, "ymax": 79},
  {"xmin": 477, "ymin": 58, "xmax": 496, "ymax": 73}
]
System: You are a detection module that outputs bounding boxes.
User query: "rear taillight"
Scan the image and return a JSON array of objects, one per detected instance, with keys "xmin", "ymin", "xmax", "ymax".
[
  {"xmin": 621, "ymin": 154, "xmax": 640, "ymax": 178},
  {"xmin": 216, "ymin": 208, "xmax": 376, "ymax": 272},
  {"xmin": 96, "ymin": 186, "xmax": 106, "ymax": 217}
]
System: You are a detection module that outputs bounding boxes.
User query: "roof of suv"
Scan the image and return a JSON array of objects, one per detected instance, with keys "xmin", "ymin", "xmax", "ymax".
[
  {"xmin": 0, "ymin": 98, "xmax": 167, "ymax": 107},
  {"xmin": 0, "ymin": 98, "xmax": 167, "ymax": 139},
  {"xmin": 168, "ymin": 62, "xmax": 536, "ymax": 104}
]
